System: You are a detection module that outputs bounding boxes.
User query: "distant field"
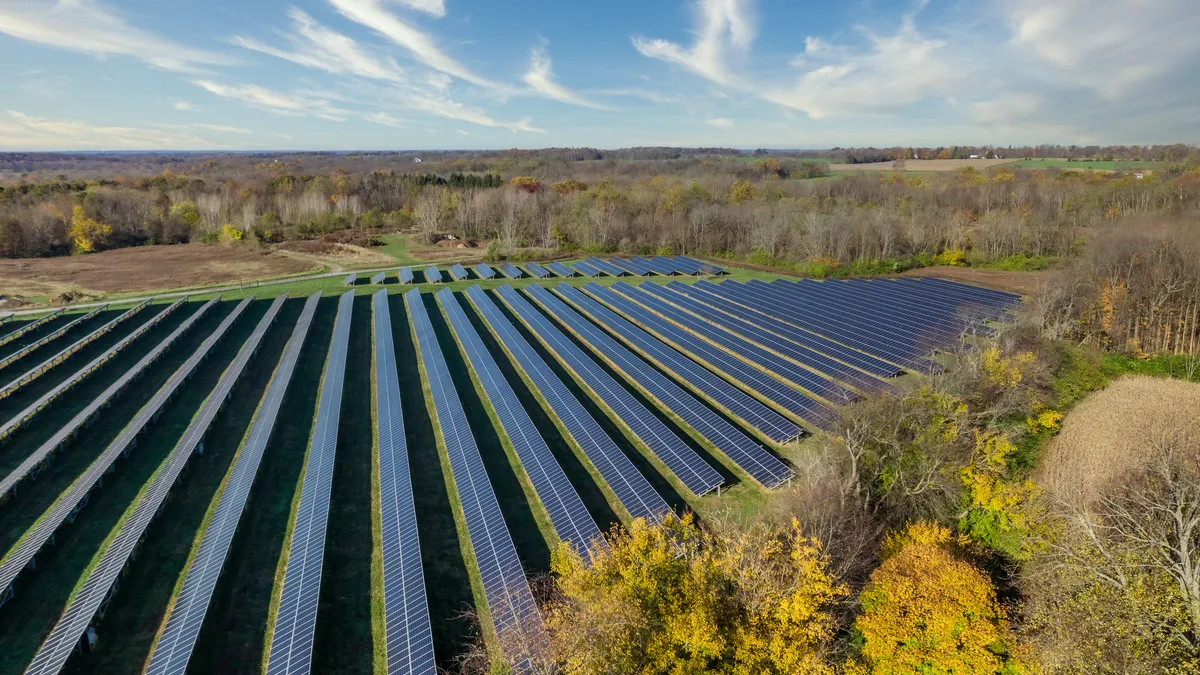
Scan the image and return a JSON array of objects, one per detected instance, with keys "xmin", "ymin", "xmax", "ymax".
[
  {"xmin": 1008, "ymin": 158, "xmax": 1176, "ymax": 171},
  {"xmin": 829, "ymin": 159, "xmax": 1018, "ymax": 172}
]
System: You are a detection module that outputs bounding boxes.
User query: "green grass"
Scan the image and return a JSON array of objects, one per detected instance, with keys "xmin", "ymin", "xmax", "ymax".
[
  {"xmin": 373, "ymin": 234, "xmax": 422, "ymax": 265},
  {"xmin": 0, "ymin": 302, "xmax": 241, "ymax": 675},
  {"xmin": 1008, "ymin": 158, "xmax": 1178, "ymax": 171},
  {"xmin": 186, "ymin": 296, "xmax": 336, "ymax": 675}
]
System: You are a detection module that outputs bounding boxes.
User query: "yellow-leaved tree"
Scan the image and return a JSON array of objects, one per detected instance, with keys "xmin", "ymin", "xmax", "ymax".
[
  {"xmin": 544, "ymin": 514, "xmax": 844, "ymax": 674},
  {"xmin": 68, "ymin": 205, "xmax": 112, "ymax": 253},
  {"xmin": 854, "ymin": 522, "xmax": 1030, "ymax": 675}
]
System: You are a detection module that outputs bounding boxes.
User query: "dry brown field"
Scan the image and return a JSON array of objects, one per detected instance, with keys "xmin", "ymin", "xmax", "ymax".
[
  {"xmin": 896, "ymin": 266, "xmax": 1057, "ymax": 296},
  {"xmin": 1037, "ymin": 375, "xmax": 1200, "ymax": 504}
]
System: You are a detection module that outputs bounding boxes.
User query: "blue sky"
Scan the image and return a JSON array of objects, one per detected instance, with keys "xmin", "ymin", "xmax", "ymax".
[{"xmin": 1, "ymin": 0, "xmax": 1198, "ymax": 150}]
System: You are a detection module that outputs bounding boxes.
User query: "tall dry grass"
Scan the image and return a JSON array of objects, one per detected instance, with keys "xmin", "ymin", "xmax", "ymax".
[{"xmin": 1037, "ymin": 375, "xmax": 1200, "ymax": 505}]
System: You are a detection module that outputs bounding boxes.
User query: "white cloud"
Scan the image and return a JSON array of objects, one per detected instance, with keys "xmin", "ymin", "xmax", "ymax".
[
  {"xmin": 522, "ymin": 46, "xmax": 610, "ymax": 109},
  {"xmin": 407, "ymin": 95, "xmax": 544, "ymax": 133},
  {"xmin": 0, "ymin": 110, "xmax": 215, "ymax": 149},
  {"xmin": 364, "ymin": 111, "xmax": 408, "ymax": 127},
  {"xmin": 456, "ymin": 129, "xmax": 470, "ymax": 136},
  {"xmin": 191, "ymin": 123, "xmax": 253, "ymax": 134},
  {"xmin": 173, "ymin": 101, "xmax": 197, "ymax": 111},
  {"xmin": 766, "ymin": 18, "xmax": 969, "ymax": 119},
  {"xmin": 633, "ymin": 0, "xmax": 755, "ymax": 85},
  {"xmin": 394, "ymin": 0, "xmax": 445, "ymax": 17},
  {"xmin": 706, "ymin": 117, "xmax": 733, "ymax": 128},
  {"xmin": 234, "ymin": 8, "xmax": 406, "ymax": 83},
  {"xmin": 0, "ymin": 0, "xmax": 233, "ymax": 73},
  {"xmin": 326, "ymin": 0, "xmax": 500, "ymax": 88},
  {"xmin": 192, "ymin": 80, "xmax": 350, "ymax": 121}
]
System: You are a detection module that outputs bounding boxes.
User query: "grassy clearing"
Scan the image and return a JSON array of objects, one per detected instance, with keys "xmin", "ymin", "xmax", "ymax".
[
  {"xmin": 186, "ymin": 296, "xmax": 335, "ymax": 675},
  {"xmin": 1009, "ymin": 158, "xmax": 1178, "ymax": 171},
  {"xmin": 369, "ymin": 306, "xmax": 386, "ymax": 675},
  {"xmin": 0, "ymin": 303, "xmax": 241, "ymax": 675},
  {"xmin": 59, "ymin": 299, "xmax": 291, "ymax": 675},
  {"xmin": 312, "ymin": 295, "xmax": 376, "ymax": 675},
  {"xmin": 387, "ymin": 293, "xmax": 478, "ymax": 668}
]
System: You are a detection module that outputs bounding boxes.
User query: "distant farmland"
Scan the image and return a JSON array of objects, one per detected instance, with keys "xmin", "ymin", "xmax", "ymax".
[{"xmin": 829, "ymin": 159, "xmax": 1018, "ymax": 172}]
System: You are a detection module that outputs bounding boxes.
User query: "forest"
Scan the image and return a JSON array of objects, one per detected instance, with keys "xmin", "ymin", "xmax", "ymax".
[{"xmin": 3, "ymin": 147, "xmax": 1200, "ymax": 673}]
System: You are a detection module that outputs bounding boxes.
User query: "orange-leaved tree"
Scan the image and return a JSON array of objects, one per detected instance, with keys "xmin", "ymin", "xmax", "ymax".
[
  {"xmin": 854, "ymin": 522, "xmax": 1030, "ymax": 675},
  {"xmin": 544, "ymin": 514, "xmax": 844, "ymax": 675}
]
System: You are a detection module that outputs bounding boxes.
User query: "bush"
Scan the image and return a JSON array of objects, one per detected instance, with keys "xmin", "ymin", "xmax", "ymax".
[{"xmin": 483, "ymin": 240, "xmax": 503, "ymax": 262}]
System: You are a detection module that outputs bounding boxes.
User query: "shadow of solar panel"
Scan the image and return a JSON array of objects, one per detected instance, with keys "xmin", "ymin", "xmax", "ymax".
[
  {"xmin": 466, "ymin": 286, "xmax": 668, "ymax": 524},
  {"xmin": 23, "ymin": 296, "xmax": 273, "ymax": 675},
  {"xmin": 146, "ymin": 293, "xmax": 320, "ymax": 675},
  {"xmin": 266, "ymin": 291, "xmax": 354, "ymax": 675},
  {"xmin": 373, "ymin": 291, "xmax": 437, "ymax": 675},
  {"xmin": 405, "ymin": 288, "xmax": 544, "ymax": 671}
]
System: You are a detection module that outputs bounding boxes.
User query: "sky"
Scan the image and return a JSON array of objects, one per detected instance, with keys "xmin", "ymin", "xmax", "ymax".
[{"xmin": 0, "ymin": 0, "xmax": 1198, "ymax": 151}]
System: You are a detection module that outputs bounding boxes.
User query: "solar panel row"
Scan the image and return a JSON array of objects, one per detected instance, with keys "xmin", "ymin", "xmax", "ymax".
[
  {"xmin": 592, "ymin": 284, "xmax": 842, "ymax": 432},
  {"xmin": 400, "ymin": 267, "xmax": 415, "ymax": 284},
  {"xmin": 405, "ymin": 288, "xmax": 544, "ymax": 671},
  {"xmin": 373, "ymin": 291, "xmax": 437, "ymax": 675},
  {"xmin": 523, "ymin": 262, "xmax": 550, "ymax": 279},
  {"xmin": 545, "ymin": 285, "xmax": 794, "ymax": 489},
  {"xmin": 498, "ymin": 262, "xmax": 523, "ymax": 279},
  {"xmin": 372, "ymin": 272, "xmax": 387, "ymax": 285},
  {"xmin": 343, "ymin": 274, "xmax": 356, "ymax": 287},
  {"xmin": 474, "ymin": 263, "xmax": 496, "ymax": 280},
  {"xmin": 633, "ymin": 256, "xmax": 676, "ymax": 276},
  {"xmin": 664, "ymin": 282, "xmax": 901, "ymax": 377},
  {"xmin": 266, "ymin": 291, "xmax": 355, "ymax": 675},
  {"xmin": 465, "ymin": 286, "xmax": 669, "ymax": 524},
  {"xmin": 424, "ymin": 266, "xmax": 442, "ymax": 284},
  {"xmin": 0, "ymin": 309, "xmax": 64, "ymax": 349},
  {"xmin": 437, "ymin": 288, "xmax": 603, "ymax": 552},
  {"xmin": 0, "ymin": 304, "xmax": 108, "ymax": 372},
  {"xmin": 545, "ymin": 261, "xmax": 576, "ymax": 278},
  {"xmin": 511, "ymin": 286, "xmax": 723, "ymax": 496},
  {"xmin": 570, "ymin": 260, "xmax": 600, "ymax": 277},
  {"xmin": 584, "ymin": 257, "xmax": 626, "ymax": 277},
  {"xmin": 145, "ymin": 293, "xmax": 318, "ymax": 675},
  {"xmin": 448, "ymin": 263, "xmax": 469, "ymax": 281},
  {"xmin": 570, "ymin": 284, "xmax": 802, "ymax": 444},
  {"xmin": 0, "ymin": 297, "xmax": 192, "ymax": 498},
  {"xmin": 638, "ymin": 283, "xmax": 890, "ymax": 395},
  {"xmin": 24, "ymin": 295, "xmax": 273, "ymax": 675},
  {"xmin": 607, "ymin": 258, "xmax": 648, "ymax": 276},
  {"xmin": 0, "ymin": 298, "xmax": 222, "ymax": 606}
]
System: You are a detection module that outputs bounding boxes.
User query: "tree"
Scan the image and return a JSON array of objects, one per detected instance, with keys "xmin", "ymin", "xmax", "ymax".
[
  {"xmin": 729, "ymin": 179, "xmax": 758, "ymax": 203},
  {"xmin": 855, "ymin": 522, "xmax": 1029, "ymax": 675},
  {"xmin": 68, "ymin": 205, "xmax": 112, "ymax": 253},
  {"xmin": 544, "ymin": 514, "xmax": 844, "ymax": 674}
]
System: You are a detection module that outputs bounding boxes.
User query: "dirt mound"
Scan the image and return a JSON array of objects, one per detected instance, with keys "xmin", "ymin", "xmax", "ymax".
[{"xmin": 1037, "ymin": 375, "xmax": 1200, "ymax": 505}]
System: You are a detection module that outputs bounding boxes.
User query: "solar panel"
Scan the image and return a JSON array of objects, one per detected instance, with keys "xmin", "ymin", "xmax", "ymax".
[
  {"xmin": 23, "ymin": 295, "xmax": 275, "ymax": 675},
  {"xmin": 635, "ymin": 257, "xmax": 677, "ymax": 276},
  {"xmin": 145, "ymin": 293, "xmax": 318, "ymax": 675},
  {"xmin": 513, "ymin": 285, "xmax": 723, "ymax": 496},
  {"xmin": 783, "ymin": 279, "xmax": 966, "ymax": 348},
  {"xmin": 611, "ymin": 282, "xmax": 857, "ymax": 407},
  {"xmin": 448, "ymin": 263, "xmax": 469, "ymax": 281},
  {"xmin": 0, "ymin": 309, "xmax": 63, "ymax": 349},
  {"xmin": 0, "ymin": 304, "xmax": 107, "ymax": 372},
  {"xmin": 474, "ymin": 263, "xmax": 496, "ymax": 280},
  {"xmin": 437, "ymin": 288, "xmax": 603, "ymax": 553},
  {"xmin": 424, "ymin": 266, "xmax": 442, "ymax": 284},
  {"xmin": 545, "ymin": 262, "xmax": 576, "ymax": 278},
  {"xmin": 570, "ymin": 261, "xmax": 600, "ymax": 277},
  {"xmin": 670, "ymin": 282, "xmax": 902, "ymax": 377},
  {"xmin": 523, "ymin": 262, "xmax": 550, "ymax": 279},
  {"xmin": 372, "ymin": 272, "xmax": 387, "ymax": 285},
  {"xmin": 638, "ymin": 283, "xmax": 891, "ymax": 395},
  {"xmin": 266, "ymin": 291, "xmax": 354, "ymax": 675},
  {"xmin": 675, "ymin": 256, "xmax": 724, "ymax": 275},
  {"xmin": 840, "ymin": 279, "xmax": 1008, "ymax": 325},
  {"xmin": 607, "ymin": 258, "xmax": 650, "ymax": 276},
  {"xmin": 584, "ymin": 257, "xmax": 626, "ymax": 277},
  {"xmin": 465, "ymin": 287, "xmax": 668, "ymax": 524},
  {"xmin": 498, "ymin": 262, "xmax": 523, "ymax": 279},
  {"xmin": 0, "ymin": 297, "xmax": 223, "ymax": 603},
  {"xmin": 373, "ymin": 291, "xmax": 437, "ymax": 675},
  {"xmin": 597, "ymin": 284, "xmax": 842, "ymax": 432},
  {"xmin": 546, "ymin": 285, "xmax": 794, "ymax": 489},
  {"xmin": 400, "ymin": 267, "xmax": 415, "ymax": 284},
  {"xmin": 404, "ymin": 289, "xmax": 544, "ymax": 669},
  {"xmin": 0, "ymin": 301, "xmax": 151, "ymax": 403},
  {"xmin": 343, "ymin": 274, "xmax": 357, "ymax": 287},
  {"xmin": 567, "ymin": 285, "xmax": 802, "ymax": 444}
]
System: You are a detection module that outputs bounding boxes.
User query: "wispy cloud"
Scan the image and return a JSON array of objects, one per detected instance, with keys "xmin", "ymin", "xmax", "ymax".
[
  {"xmin": 522, "ymin": 46, "xmax": 611, "ymax": 109},
  {"xmin": 394, "ymin": 0, "xmax": 445, "ymax": 18},
  {"xmin": 633, "ymin": 0, "xmax": 755, "ymax": 85},
  {"xmin": 364, "ymin": 111, "xmax": 409, "ymax": 127},
  {"xmin": 408, "ymin": 94, "xmax": 544, "ymax": 133},
  {"xmin": 326, "ymin": 0, "xmax": 500, "ymax": 88},
  {"xmin": 172, "ymin": 101, "xmax": 197, "ymax": 111},
  {"xmin": 706, "ymin": 117, "xmax": 733, "ymax": 128},
  {"xmin": 192, "ymin": 80, "xmax": 350, "ymax": 121},
  {"xmin": 233, "ymin": 7, "xmax": 406, "ymax": 83},
  {"xmin": 0, "ymin": 109, "xmax": 216, "ymax": 149},
  {"xmin": 0, "ymin": 0, "xmax": 233, "ymax": 73}
]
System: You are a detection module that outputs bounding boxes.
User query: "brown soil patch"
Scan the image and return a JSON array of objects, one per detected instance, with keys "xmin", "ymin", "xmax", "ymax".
[
  {"xmin": 830, "ymin": 159, "xmax": 1019, "ymax": 172},
  {"xmin": 0, "ymin": 244, "xmax": 315, "ymax": 297},
  {"xmin": 277, "ymin": 241, "xmax": 395, "ymax": 269},
  {"xmin": 1037, "ymin": 375, "xmax": 1200, "ymax": 505},
  {"xmin": 895, "ymin": 266, "xmax": 1057, "ymax": 296}
]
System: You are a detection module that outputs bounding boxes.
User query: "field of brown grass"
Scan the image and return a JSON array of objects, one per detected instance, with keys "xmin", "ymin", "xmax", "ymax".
[
  {"xmin": 1037, "ymin": 375, "xmax": 1200, "ymax": 504},
  {"xmin": 896, "ymin": 266, "xmax": 1058, "ymax": 296},
  {"xmin": 829, "ymin": 159, "xmax": 1018, "ymax": 172}
]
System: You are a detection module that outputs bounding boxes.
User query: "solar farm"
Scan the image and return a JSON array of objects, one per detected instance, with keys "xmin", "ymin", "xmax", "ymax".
[{"xmin": 0, "ymin": 260, "xmax": 1019, "ymax": 674}]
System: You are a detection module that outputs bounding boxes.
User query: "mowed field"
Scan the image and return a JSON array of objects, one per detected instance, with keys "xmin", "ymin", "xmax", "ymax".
[
  {"xmin": 0, "ymin": 259, "xmax": 1021, "ymax": 674},
  {"xmin": 828, "ymin": 158, "xmax": 1018, "ymax": 172}
]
